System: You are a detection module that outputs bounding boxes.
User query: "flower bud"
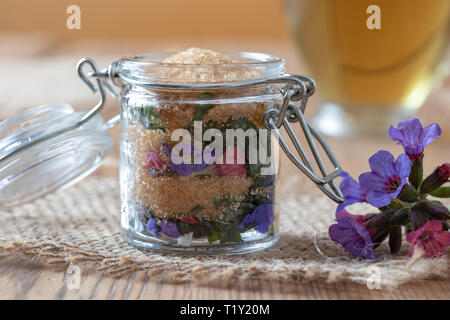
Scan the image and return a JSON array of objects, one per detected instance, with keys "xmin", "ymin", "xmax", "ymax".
[
  {"xmin": 415, "ymin": 201, "xmax": 450, "ymax": 221},
  {"xmin": 420, "ymin": 163, "xmax": 450, "ymax": 195},
  {"xmin": 389, "ymin": 225, "xmax": 402, "ymax": 254},
  {"xmin": 365, "ymin": 210, "xmax": 394, "ymax": 248},
  {"xmin": 438, "ymin": 163, "xmax": 450, "ymax": 180}
]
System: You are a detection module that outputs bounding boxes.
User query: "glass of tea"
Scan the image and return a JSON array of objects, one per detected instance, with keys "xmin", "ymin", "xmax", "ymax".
[{"xmin": 284, "ymin": 0, "xmax": 450, "ymax": 136}]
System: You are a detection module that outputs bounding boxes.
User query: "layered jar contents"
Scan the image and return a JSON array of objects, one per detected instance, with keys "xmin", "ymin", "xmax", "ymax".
[{"xmin": 120, "ymin": 48, "xmax": 284, "ymax": 253}]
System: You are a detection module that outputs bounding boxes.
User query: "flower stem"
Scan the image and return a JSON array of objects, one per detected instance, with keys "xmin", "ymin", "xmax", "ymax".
[{"xmin": 409, "ymin": 157, "xmax": 423, "ymax": 190}]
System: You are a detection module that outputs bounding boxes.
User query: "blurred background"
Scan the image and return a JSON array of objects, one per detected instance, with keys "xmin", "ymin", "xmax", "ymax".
[
  {"xmin": 0, "ymin": 0, "xmax": 449, "ymax": 178},
  {"xmin": 0, "ymin": 0, "xmax": 295, "ymax": 117}
]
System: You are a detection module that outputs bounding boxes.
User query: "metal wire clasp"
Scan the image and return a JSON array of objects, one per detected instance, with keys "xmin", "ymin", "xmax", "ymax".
[
  {"xmin": 263, "ymin": 75, "xmax": 344, "ymax": 203},
  {"xmin": 77, "ymin": 58, "xmax": 120, "ymax": 130}
]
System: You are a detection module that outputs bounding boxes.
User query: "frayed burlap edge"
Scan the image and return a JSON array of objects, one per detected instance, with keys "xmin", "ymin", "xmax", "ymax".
[{"xmin": 0, "ymin": 178, "xmax": 448, "ymax": 288}]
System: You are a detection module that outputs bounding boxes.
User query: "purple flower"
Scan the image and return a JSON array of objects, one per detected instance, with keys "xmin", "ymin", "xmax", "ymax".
[
  {"xmin": 165, "ymin": 142, "xmax": 207, "ymax": 177},
  {"xmin": 146, "ymin": 218, "xmax": 161, "ymax": 237},
  {"xmin": 389, "ymin": 118, "xmax": 441, "ymax": 160},
  {"xmin": 336, "ymin": 171, "xmax": 366, "ymax": 215},
  {"xmin": 146, "ymin": 218, "xmax": 181, "ymax": 239},
  {"xmin": 162, "ymin": 142, "xmax": 171, "ymax": 156},
  {"xmin": 160, "ymin": 221, "xmax": 181, "ymax": 238},
  {"xmin": 329, "ymin": 212, "xmax": 378, "ymax": 259},
  {"xmin": 238, "ymin": 204, "xmax": 274, "ymax": 233},
  {"xmin": 359, "ymin": 150, "xmax": 411, "ymax": 208}
]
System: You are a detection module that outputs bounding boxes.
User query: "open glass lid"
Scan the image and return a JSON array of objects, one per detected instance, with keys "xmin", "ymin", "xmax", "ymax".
[
  {"xmin": 0, "ymin": 58, "xmax": 117, "ymax": 209},
  {"xmin": 0, "ymin": 103, "xmax": 113, "ymax": 208}
]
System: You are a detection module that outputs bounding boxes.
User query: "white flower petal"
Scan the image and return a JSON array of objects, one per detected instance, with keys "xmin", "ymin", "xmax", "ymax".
[{"xmin": 177, "ymin": 232, "xmax": 193, "ymax": 247}]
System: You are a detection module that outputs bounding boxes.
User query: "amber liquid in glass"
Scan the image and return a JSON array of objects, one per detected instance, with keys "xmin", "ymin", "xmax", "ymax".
[{"xmin": 286, "ymin": 0, "xmax": 449, "ymax": 134}]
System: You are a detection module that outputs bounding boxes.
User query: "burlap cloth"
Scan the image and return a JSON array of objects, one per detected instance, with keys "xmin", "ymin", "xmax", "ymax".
[{"xmin": 0, "ymin": 177, "xmax": 448, "ymax": 288}]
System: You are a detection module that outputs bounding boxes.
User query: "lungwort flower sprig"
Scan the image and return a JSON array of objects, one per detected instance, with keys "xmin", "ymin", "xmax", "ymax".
[{"xmin": 329, "ymin": 118, "xmax": 449, "ymax": 260}]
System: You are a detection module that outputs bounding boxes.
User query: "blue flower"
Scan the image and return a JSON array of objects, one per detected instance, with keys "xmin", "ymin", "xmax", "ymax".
[
  {"xmin": 336, "ymin": 171, "xmax": 366, "ymax": 215},
  {"xmin": 162, "ymin": 142, "xmax": 171, "ymax": 157},
  {"xmin": 359, "ymin": 150, "xmax": 411, "ymax": 208},
  {"xmin": 389, "ymin": 118, "xmax": 441, "ymax": 160},
  {"xmin": 329, "ymin": 214, "xmax": 378, "ymax": 259},
  {"xmin": 146, "ymin": 218, "xmax": 161, "ymax": 237},
  {"xmin": 146, "ymin": 218, "xmax": 181, "ymax": 239},
  {"xmin": 238, "ymin": 204, "xmax": 274, "ymax": 233},
  {"xmin": 160, "ymin": 221, "xmax": 181, "ymax": 238}
]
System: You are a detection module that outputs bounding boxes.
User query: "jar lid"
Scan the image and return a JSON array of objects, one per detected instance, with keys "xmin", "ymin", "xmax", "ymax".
[{"xmin": 0, "ymin": 103, "xmax": 113, "ymax": 208}]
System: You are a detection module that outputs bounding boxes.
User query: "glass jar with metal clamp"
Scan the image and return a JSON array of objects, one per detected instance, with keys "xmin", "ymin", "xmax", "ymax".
[{"xmin": 0, "ymin": 51, "xmax": 343, "ymax": 255}]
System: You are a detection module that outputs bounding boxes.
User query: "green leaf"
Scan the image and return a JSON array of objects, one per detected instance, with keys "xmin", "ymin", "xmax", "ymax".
[
  {"xmin": 129, "ymin": 106, "xmax": 166, "ymax": 131},
  {"xmin": 207, "ymin": 231, "xmax": 222, "ymax": 244},
  {"xmin": 207, "ymin": 221, "xmax": 243, "ymax": 244},
  {"xmin": 221, "ymin": 230, "xmax": 243, "ymax": 244},
  {"xmin": 176, "ymin": 221, "xmax": 213, "ymax": 238},
  {"xmin": 214, "ymin": 195, "xmax": 256, "ymax": 223},
  {"xmin": 192, "ymin": 104, "xmax": 215, "ymax": 122},
  {"xmin": 190, "ymin": 205, "xmax": 205, "ymax": 214},
  {"xmin": 191, "ymin": 92, "xmax": 215, "ymax": 122},
  {"xmin": 430, "ymin": 186, "xmax": 450, "ymax": 198},
  {"xmin": 228, "ymin": 117, "xmax": 258, "ymax": 131},
  {"xmin": 387, "ymin": 198, "xmax": 405, "ymax": 210}
]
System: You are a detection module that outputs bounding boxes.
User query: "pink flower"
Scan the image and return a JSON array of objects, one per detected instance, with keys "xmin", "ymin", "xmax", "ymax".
[
  {"xmin": 181, "ymin": 216, "xmax": 199, "ymax": 224},
  {"xmin": 213, "ymin": 147, "xmax": 247, "ymax": 176},
  {"xmin": 406, "ymin": 220, "xmax": 450, "ymax": 258},
  {"xmin": 143, "ymin": 151, "xmax": 169, "ymax": 172}
]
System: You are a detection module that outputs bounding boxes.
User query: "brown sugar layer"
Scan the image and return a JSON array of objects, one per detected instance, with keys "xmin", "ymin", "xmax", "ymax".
[
  {"xmin": 128, "ymin": 124, "xmax": 171, "ymax": 165},
  {"xmin": 203, "ymin": 103, "xmax": 266, "ymax": 127},
  {"xmin": 133, "ymin": 175, "xmax": 254, "ymax": 220},
  {"xmin": 128, "ymin": 102, "xmax": 266, "ymax": 133},
  {"xmin": 157, "ymin": 104, "xmax": 196, "ymax": 132},
  {"xmin": 128, "ymin": 121, "xmax": 255, "ymax": 220},
  {"xmin": 162, "ymin": 48, "xmax": 238, "ymax": 65},
  {"xmin": 157, "ymin": 48, "xmax": 262, "ymax": 84}
]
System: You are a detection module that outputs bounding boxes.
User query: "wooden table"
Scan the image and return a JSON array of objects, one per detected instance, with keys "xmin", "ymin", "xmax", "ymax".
[{"xmin": 0, "ymin": 36, "xmax": 449, "ymax": 299}]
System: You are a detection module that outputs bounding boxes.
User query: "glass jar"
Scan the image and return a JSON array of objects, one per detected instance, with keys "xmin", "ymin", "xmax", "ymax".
[
  {"xmin": 0, "ymin": 51, "xmax": 344, "ymax": 255},
  {"xmin": 116, "ymin": 52, "xmax": 286, "ymax": 254}
]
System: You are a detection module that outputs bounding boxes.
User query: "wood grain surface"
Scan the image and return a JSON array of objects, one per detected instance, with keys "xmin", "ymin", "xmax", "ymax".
[
  {"xmin": 0, "ymin": 36, "xmax": 449, "ymax": 300},
  {"xmin": 0, "ymin": 123, "xmax": 448, "ymax": 300}
]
